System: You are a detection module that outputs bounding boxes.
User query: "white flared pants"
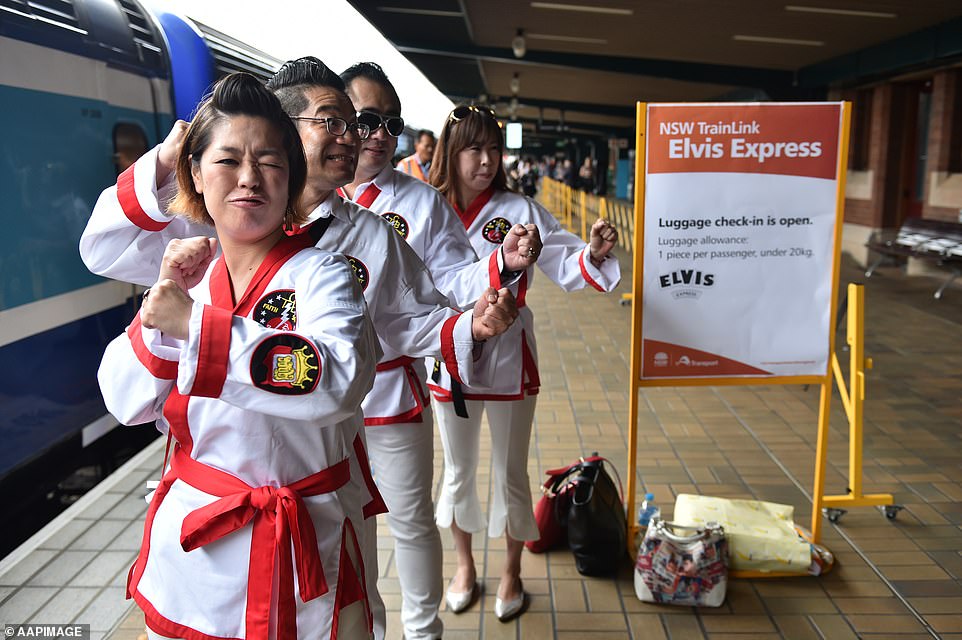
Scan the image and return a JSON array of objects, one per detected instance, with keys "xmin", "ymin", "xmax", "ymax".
[{"xmin": 433, "ymin": 396, "xmax": 539, "ymax": 541}]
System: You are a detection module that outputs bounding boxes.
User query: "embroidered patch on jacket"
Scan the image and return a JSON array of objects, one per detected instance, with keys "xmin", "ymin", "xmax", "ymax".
[
  {"xmin": 482, "ymin": 217, "xmax": 512, "ymax": 244},
  {"xmin": 381, "ymin": 212, "xmax": 410, "ymax": 240},
  {"xmin": 250, "ymin": 334, "xmax": 320, "ymax": 395},
  {"xmin": 345, "ymin": 255, "xmax": 370, "ymax": 291},
  {"xmin": 254, "ymin": 290, "xmax": 297, "ymax": 330}
]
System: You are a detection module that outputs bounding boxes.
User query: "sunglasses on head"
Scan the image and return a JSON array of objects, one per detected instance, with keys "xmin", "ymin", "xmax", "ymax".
[
  {"xmin": 356, "ymin": 110, "xmax": 405, "ymax": 137},
  {"xmin": 448, "ymin": 104, "xmax": 498, "ymax": 124}
]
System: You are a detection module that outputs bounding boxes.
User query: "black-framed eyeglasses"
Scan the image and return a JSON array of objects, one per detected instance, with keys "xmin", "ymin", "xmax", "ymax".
[
  {"xmin": 448, "ymin": 104, "xmax": 498, "ymax": 124},
  {"xmin": 356, "ymin": 111, "xmax": 405, "ymax": 137},
  {"xmin": 291, "ymin": 116, "xmax": 371, "ymax": 140}
]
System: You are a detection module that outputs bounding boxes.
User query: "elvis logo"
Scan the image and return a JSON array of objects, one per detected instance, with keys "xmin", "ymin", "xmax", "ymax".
[
  {"xmin": 254, "ymin": 290, "xmax": 297, "ymax": 330},
  {"xmin": 250, "ymin": 334, "xmax": 320, "ymax": 395},
  {"xmin": 482, "ymin": 217, "xmax": 512, "ymax": 244},
  {"xmin": 381, "ymin": 212, "xmax": 410, "ymax": 240},
  {"xmin": 345, "ymin": 255, "xmax": 370, "ymax": 291}
]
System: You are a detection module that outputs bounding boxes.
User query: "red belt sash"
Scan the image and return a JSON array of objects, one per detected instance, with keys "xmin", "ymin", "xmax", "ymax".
[{"xmin": 173, "ymin": 447, "xmax": 351, "ymax": 640}]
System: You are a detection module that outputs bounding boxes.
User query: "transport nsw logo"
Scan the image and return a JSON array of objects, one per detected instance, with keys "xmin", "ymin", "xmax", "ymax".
[{"xmin": 659, "ymin": 268, "xmax": 714, "ymax": 298}]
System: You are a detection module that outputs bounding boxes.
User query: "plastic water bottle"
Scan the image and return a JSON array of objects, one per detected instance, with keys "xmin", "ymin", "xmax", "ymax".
[{"xmin": 637, "ymin": 493, "xmax": 661, "ymax": 532}]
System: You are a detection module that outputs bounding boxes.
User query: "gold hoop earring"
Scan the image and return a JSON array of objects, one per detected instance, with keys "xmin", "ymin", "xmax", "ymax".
[{"xmin": 283, "ymin": 207, "xmax": 294, "ymax": 232}]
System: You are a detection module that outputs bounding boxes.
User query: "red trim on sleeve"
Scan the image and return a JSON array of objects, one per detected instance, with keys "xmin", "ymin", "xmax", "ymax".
[
  {"xmin": 191, "ymin": 305, "xmax": 232, "ymax": 397},
  {"xmin": 579, "ymin": 251, "xmax": 606, "ymax": 292},
  {"xmin": 126, "ymin": 315, "xmax": 178, "ymax": 379},
  {"xmin": 440, "ymin": 313, "xmax": 463, "ymax": 385},
  {"xmin": 116, "ymin": 163, "xmax": 169, "ymax": 232},
  {"xmin": 516, "ymin": 271, "xmax": 528, "ymax": 308},
  {"xmin": 487, "ymin": 249, "xmax": 503, "ymax": 289}
]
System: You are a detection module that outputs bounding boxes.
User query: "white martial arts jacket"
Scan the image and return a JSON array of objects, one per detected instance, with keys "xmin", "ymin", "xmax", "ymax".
[
  {"xmin": 428, "ymin": 187, "xmax": 621, "ymax": 401},
  {"xmin": 81, "ymin": 147, "xmax": 479, "ymax": 424},
  {"xmin": 99, "ymin": 239, "xmax": 382, "ymax": 640},
  {"xmin": 337, "ymin": 165, "xmax": 518, "ymax": 423}
]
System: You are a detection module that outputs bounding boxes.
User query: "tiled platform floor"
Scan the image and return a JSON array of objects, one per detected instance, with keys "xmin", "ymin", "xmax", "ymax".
[{"xmin": 2, "ymin": 246, "xmax": 959, "ymax": 640}]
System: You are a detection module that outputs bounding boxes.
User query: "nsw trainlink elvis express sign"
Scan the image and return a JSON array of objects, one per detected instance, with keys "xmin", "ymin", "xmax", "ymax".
[{"xmin": 639, "ymin": 102, "xmax": 846, "ymax": 380}]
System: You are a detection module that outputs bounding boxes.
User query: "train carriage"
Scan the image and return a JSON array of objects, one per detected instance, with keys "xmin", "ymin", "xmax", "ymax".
[{"xmin": 0, "ymin": 0, "xmax": 280, "ymax": 554}]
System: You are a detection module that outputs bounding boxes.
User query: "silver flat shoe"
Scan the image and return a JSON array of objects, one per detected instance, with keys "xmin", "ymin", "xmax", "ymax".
[
  {"xmin": 494, "ymin": 591, "xmax": 528, "ymax": 622},
  {"xmin": 445, "ymin": 581, "xmax": 479, "ymax": 614}
]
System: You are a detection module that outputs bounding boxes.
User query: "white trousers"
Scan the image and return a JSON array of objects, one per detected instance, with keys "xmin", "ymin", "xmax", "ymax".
[
  {"xmin": 365, "ymin": 407, "xmax": 443, "ymax": 640},
  {"xmin": 434, "ymin": 396, "xmax": 540, "ymax": 541}
]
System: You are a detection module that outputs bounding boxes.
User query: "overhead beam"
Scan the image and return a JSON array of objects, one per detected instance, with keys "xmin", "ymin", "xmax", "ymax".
[
  {"xmin": 392, "ymin": 38, "xmax": 794, "ymax": 89},
  {"xmin": 798, "ymin": 14, "xmax": 962, "ymax": 88},
  {"xmin": 447, "ymin": 93, "xmax": 634, "ymax": 119}
]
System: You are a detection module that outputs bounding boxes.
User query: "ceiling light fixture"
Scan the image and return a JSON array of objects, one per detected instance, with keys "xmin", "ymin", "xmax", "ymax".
[
  {"xmin": 785, "ymin": 5, "xmax": 896, "ymax": 19},
  {"xmin": 376, "ymin": 7, "xmax": 463, "ymax": 17},
  {"xmin": 527, "ymin": 33, "xmax": 608, "ymax": 45},
  {"xmin": 512, "ymin": 28, "xmax": 526, "ymax": 58},
  {"xmin": 510, "ymin": 73, "xmax": 521, "ymax": 95},
  {"xmin": 531, "ymin": 2, "xmax": 633, "ymax": 15},
  {"xmin": 733, "ymin": 34, "xmax": 824, "ymax": 46}
]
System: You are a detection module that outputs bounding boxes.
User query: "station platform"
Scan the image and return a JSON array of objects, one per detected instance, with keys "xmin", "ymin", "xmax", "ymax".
[{"xmin": 0, "ymin": 248, "xmax": 959, "ymax": 640}]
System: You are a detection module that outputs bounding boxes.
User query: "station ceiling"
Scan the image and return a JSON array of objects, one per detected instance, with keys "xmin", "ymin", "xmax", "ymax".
[{"xmin": 347, "ymin": 1, "xmax": 962, "ymax": 145}]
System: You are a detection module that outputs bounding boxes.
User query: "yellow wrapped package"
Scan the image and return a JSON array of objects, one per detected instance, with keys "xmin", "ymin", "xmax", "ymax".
[{"xmin": 673, "ymin": 494, "xmax": 810, "ymax": 575}]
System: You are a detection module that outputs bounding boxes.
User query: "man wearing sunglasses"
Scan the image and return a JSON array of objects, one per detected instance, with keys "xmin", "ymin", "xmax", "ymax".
[
  {"xmin": 80, "ymin": 57, "xmax": 523, "ymax": 640},
  {"xmin": 338, "ymin": 62, "xmax": 543, "ymax": 640},
  {"xmin": 397, "ymin": 130, "xmax": 435, "ymax": 182}
]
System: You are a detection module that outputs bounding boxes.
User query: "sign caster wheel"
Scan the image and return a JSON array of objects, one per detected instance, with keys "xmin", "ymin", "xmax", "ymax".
[
  {"xmin": 823, "ymin": 507, "xmax": 847, "ymax": 523},
  {"xmin": 879, "ymin": 505, "xmax": 903, "ymax": 520}
]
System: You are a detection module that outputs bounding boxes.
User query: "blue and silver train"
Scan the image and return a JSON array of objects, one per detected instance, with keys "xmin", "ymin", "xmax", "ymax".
[{"xmin": 0, "ymin": 0, "xmax": 281, "ymax": 552}]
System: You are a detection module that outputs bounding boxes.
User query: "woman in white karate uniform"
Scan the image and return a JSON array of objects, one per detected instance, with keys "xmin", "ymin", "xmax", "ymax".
[
  {"xmin": 427, "ymin": 105, "xmax": 622, "ymax": 622},
  {"xmin": 97, "ymin": 73, "xmax": 380, "ymax": 640}
]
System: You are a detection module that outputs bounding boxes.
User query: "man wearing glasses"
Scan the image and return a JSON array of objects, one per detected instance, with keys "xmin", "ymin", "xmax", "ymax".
[
  {"xmin": 79, "ymin": 58, "xmax": 523, "ymax": 640},
  {"xmin": 337, "ymin": 62, "xmax": 542, "ymax": 640}
]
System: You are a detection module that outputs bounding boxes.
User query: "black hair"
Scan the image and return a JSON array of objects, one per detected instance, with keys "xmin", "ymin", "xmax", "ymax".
[
  {"xmin": 417, "ymin": 129, "xmax": 435, "ymax": 141},
  {"xmin": 266, "ymin": 56, "xmax": 346, "ymax": 117},
  {"xmin": 340, "ymin": 61, "xmax": 401, "ymax": 107},
  {"xmin": 170, "ymin": 72, "xmax": 307, "ymax": 225}
]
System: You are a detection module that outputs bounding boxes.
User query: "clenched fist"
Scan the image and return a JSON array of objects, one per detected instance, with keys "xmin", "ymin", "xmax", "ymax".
[
  {"xmin": 501, "ymin": 223, "xmax": 542, "ymax": 271},
  {"xmin": 589, "ymin": 218, "xmax": 617, "ymax": 266},
  {"xmin": 160, "ymin": 236, "xmax": 218, "ymax": 291},
  {"xmin": 140, "ymin": 279, "xmax": 193, "ymax": 340},
  {"xmin": 156, "ymin": 120, "xmax": 189, "ymax": 188},
  {"xmin": 471, "ymin": 287, "xmax": 518, "ymax": 341}
]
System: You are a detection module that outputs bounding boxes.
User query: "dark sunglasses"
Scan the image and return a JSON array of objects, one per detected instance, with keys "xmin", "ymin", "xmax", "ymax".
[
  {"xmin": 448, "ymin": 104, "xmax": 498, "ymax": 123},
  {"xmin": 356, "ymin": 110, "xmax": 405, "ymax": 137}
]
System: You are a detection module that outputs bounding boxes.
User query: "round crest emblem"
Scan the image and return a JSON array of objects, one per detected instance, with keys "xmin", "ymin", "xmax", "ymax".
[
  {"xmin": 482, "ymin": 217, "xmax": 512, "ymax": 244},
  {"xmin": 254, "ymin": 290, "xmax": 297, "ymax": 330},
  {"xmin": 381, "ymin": 212, "xmax": 410, "ymax": 240},
  {"xmin": 250, "ymin": 334, "xmax": 320, "ymax": 395},
  {"xmin": 345, "ymin": 255, "xmax": 370, "ymax": 291}
]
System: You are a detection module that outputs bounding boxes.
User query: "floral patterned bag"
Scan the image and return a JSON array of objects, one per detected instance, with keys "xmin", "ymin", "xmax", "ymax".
[{"xmin": 634, "ymin": 520, "xmax": 728, "ymax": 607}]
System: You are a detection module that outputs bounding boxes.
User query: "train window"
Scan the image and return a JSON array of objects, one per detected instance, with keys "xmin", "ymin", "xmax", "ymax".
[{"xmin": 113, "ymin": 123, "xmax": 148, "ymax": 175}]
